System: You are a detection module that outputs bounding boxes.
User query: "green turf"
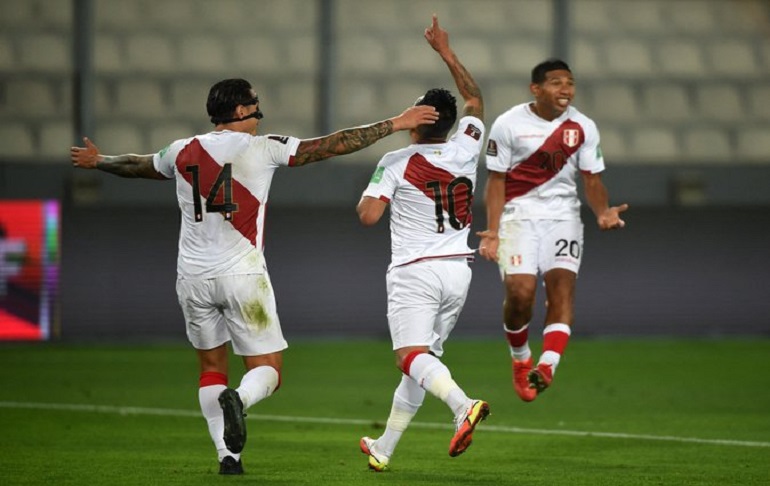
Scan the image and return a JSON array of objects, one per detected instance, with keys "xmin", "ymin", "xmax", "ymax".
[{"xmin": 0, "ymin": 339, "xmax": 768, "ymax": 485}]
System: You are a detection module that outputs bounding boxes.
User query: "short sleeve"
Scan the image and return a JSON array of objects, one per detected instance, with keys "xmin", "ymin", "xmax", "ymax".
[
  {"xmin": 258, "ymin": 134, "xmax": 302, "ymax": 167},
  {"xmin": 448, "ymin": 116, "xmax": 485, "ymax": 155},
  {"xmin": 153, "ymin": 143, "xmax": 177, "ymax": 179},
  {"xmin": 362, "ymin": 156, "xmax": 399, "ymax": 203},
  {"xmin": 484, "ymin": 117, "xmax": 512, "ymax": 173},
  {"xmin": 577, "ymin": 120, "xmax": 605, "ymax": 174}
]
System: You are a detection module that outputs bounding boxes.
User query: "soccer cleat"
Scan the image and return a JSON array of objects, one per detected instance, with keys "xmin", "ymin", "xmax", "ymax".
[
  {"xmin": 218, "ymin": 456, "xmax": 244, "ymax": 475},
  {"xmin": 218, "ymin": 388, "xmax": 247, "ymax": 454},
  {"xmin": 359, "ymin": 436, "xmax": 390, "ymax": 472},
  {"xmin": 448, "ymin": 400, "xmax": 490, "ymax": 457},
  {"xmin": 527, "ymin": 363, "xmax": 554, "ymax": 394},
  {"xmin": 513, "ymin": 358, "xmax": 537, "ymax": 402}
]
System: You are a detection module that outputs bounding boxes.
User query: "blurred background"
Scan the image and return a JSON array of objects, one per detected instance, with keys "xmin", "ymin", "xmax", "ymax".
[{"xmin": 0, "ymin": 0, "xmax": 768, "ymax": 342}]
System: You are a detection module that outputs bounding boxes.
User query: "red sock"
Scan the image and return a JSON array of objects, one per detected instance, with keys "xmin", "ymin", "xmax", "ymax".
[
  {"xmin": 504, "ymin": 324, "xmax": 529, "ymax": 348},
  {"xmin": 199, "ymin": 371, "xmax": 227, "ymax": 388}
]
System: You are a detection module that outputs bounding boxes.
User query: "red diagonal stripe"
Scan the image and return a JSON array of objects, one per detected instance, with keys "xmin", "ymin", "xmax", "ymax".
[
  {"xmin": 404, "ymin": 153, "xmax": 472, "ymax": 227},
  {"xmin": 505, "ymin": 119, "xmax": 584, "ymax": 201},
  {"xmin": 176, "ymin": 139, "xmax": 260, "ymax": 246}
]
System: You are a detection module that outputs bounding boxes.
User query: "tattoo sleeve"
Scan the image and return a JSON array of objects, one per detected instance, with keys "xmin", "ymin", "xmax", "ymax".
[
  {"xmin": 443, "ymin": 50, "xmax": 483, "ymax": 120},
  {"xmin": 293, "ymin": 120, "xmax": 395, "ymax": 166},
  {"xmin": 96, "ymin": 154, "xmax": 166, "ymax": 179}
]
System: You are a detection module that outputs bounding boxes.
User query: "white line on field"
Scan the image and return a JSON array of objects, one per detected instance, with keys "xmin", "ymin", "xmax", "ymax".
[{"xmin": 1, "ymin": 400, "xmax": 767, "ymax": 448}]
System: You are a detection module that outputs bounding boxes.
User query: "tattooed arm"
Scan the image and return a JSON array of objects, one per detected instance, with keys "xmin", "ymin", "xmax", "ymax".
[
  {"xmin": 70, "ymin": 137, "xmax": 166, "ymax": 179},
  {"xmin": 292, "ymin": 104, "xmax": 439, "ymax": 166},
  {"xmin": 424, "ymin": 14, "xmax": 483, "ymax": 120}
]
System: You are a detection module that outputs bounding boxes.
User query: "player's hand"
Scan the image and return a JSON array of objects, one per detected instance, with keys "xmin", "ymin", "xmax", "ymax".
[
  {"xmin": 597, "ymin": 203, "xmax": 628, "ymax": 230},
  {"xmin": 391, "ymin": 105, "xmax": 439, "ymax": 131},
  {"xmin": 70, "ymin": 137, "xmax": 102, "ymax": 169},
  {"xmin": 424, "ymin": 14, "xmax": 450, "ymax": 55},
  {"xmin": 476, "ymin": 229, "xmax": 500, "ymax": 262}
]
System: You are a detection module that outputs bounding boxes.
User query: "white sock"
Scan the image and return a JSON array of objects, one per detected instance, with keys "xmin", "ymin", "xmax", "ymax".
[
  {"xmin": 408, "ymin": 353, "xmax": 470, "ymax": 418},
  {"xmin": 375, "ymin": 375, "xmax": 424, "ymax": 458},
  {"xmin": 198, "ymin": 384, "xmax": 241, "ymax": 461},
  {"xmin": 236, "ymin": 366, "xmax": 279, "ymax": 409}
]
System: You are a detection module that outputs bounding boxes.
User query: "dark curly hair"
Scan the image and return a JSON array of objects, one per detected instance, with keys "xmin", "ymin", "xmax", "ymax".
[{"xmin": 414, "ymin": 88, "xmax": 457, "ymax": 141}]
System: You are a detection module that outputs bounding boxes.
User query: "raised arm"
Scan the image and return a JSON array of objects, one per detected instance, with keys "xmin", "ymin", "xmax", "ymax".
[
  {"xmin": 70, "ymin": 137, "xmax": 166, "ymax": 180},
  {"xmin": 292, "ymin": 105, "xmax": 439, "ymax": 166},
  {"xmin": 424, "ymin": 14, "xmax": 483, "ymax": 120}
]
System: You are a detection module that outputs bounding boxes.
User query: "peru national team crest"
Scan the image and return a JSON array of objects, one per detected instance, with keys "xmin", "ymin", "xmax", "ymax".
[
  {"xmin": 511, "ymin": 255, "xmax": 522, "ymax": 266},
  {"xmin": 563, "ymin": 129, "xmax": 580, "ymax": 148}
]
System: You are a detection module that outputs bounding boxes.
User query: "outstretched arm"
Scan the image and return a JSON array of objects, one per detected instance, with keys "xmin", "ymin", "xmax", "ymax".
[
  {"xmin": 424, "ymin": 14, "xmax": 483, "ymax": 120},
  {"xmin": 70, "ymin": 137, "xmax": 166, "ymax": 179},
  {"xmin": 581, "ymin": 171, "xmax": 628, "ymax": 230},
  {"xmin": 292, "ymin": 105, "xmax": 439, "ymax": 166}
]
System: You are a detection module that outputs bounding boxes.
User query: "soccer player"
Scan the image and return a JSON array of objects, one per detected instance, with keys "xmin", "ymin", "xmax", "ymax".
[
  {"xmin": 477, "ymin": 59, "xmax": 628, "ymax": 401},
  {"xmin": 356, "ymin": 15, "xmax": 488, "ymax": 472},
  {"xmin": 69, "ymin": 80, "xmax": 438, "ymax": 475}
]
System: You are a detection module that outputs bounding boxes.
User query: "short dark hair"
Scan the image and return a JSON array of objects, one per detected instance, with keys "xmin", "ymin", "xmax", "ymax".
[
  {"xmin": 207, "ymin": 78, "xmax": 258, "ymax": 125},
  {"xmin": 531, "ymin": 59, "xmax": 572, "ymax": 84},
  {"xmin": 414, "ymin": 88, "xmax": 457, "ymax": 140}
]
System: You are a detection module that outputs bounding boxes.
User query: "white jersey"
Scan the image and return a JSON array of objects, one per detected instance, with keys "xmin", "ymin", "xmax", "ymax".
[
  {"xmin": 485, "ymin": 103, "xmax": 605, "ymax": 221},
  {"xmin": 153, "ymin": 130, "xmax": 301, "ymax": 279},
  {"xmin": 363, "ymin": 116, "xmax": 485, "ymax": 270}
]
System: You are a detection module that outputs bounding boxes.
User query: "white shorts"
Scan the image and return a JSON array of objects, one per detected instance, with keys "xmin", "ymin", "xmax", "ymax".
[
  {"xmin": 176, "ymin": 272, "xmax": 288, "ymax": 356},
  {"xmin": 386, "ymin": 258, "xmax": 471, "ymax": 356},
  {"xmin": 498, "ymin": 219, "xmax": 584, "ymax": 276}
]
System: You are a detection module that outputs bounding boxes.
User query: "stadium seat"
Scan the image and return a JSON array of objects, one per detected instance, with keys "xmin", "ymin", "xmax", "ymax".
[
  {"xmin": 496, "ymin": 39, "xmax": 551, "ymax": 77},
  {"xmin": 695, "ymin": 84, "xmax": 743, "ymax": 122},
  {"xmin": 657, "ymin": 40, "xmax": 707, "ymax": 77},
  {"xmin": 94, "ymin": 122, "xmax": 145, "ymax": 154},
  {"xmin": 275, "ymin": 81, "xmax": 316, "ymax": 122},
  {"xmin": 572, "ymin": 0, "xmax": 615, "ymax": 33},
  {"xmin": 115, "ymin": 80, "xmax": 166, "ymax": 117},
  {"xmin": 665, "ymin": 0, "xmax": 717, "ymax": 32},
  {"xmin": 285, "ymin": 36, "xmax": 319, "ymax": 73},
  {"xmin": 0, "ymin": 123, "xmax": 36, "ymax": 157},
  {"xmin": 148, "ymin": 123, "xmax": 194, "ymax": 152},
  {"xmin": 572, "ymin": 39, "xmax": 603, "ymax": 79},
  {"xmin": 145, "ymin": 0, "xmax": 196, "ymax": 27},
  {"xmin": 681, "ymin": 127, "xmax": 732, "ymax": 163},
  {"xmin": 747, "ymin": 85, "xmax": 770, "ymax": 120},
  {"xmin": 169, "ymin": 80, "xmax": 215, "ymax": 118},
  {"xmin": 0, "ymin": 1, "xmax": 33, "ymax": 26},
  {"xmin": 605, "ymin": 40, "xmax": 654, "ymax": 77},
  {"xmin": 94, "ymin": 34, "xmax": 125, "ymax": 73},
  {"xmin": 125, "ymin": 35, "xmax": 175, "ymax": 73},
  {"xmin": 0, "ymin": 36, "xmax": 15, "ymax": 71},
  {"xmin": 39, "ymin": 120, "xmax": 74, "ymax": 158},
  {"xmin": 337, "ymin": 36, "xmax": 389, "ymax": 74},
  {"xmin": 641, "ymin": 83, "xmax": 692, "ymax": 121},
  {"xmin": 627, "ymin": 127, "xmax": 679, "ymax": 162},
  {"xmin": 178, "ymin": 36, "xmax": 227, "ymax": 73},
  {"xmin": 611, "ymin": 1, "xmax": 664, "ymax": 34},
  {"xmin": 587, "ymin": 83, "xmax": 639, "ymax": 122},
  {"xmin": 335, "ymin": 80, "xmax": 379, "ymax": 122},
  {"xmin": 597, "ymin": 126, "xmax": 628, "ymax": 162},
  {"xmin": 452, "ymin": 39, "xmax": 495, "ymax": 77},
  {"xmin": 736, "ymin": 127, "xmax": 770, "ymax": 162},
  {"xmin": 706, "ymin": 40, "xmax": 758, "ymax": 76},
  {"xmin": 18, "ymin": 34, "xmax": 70, "ymax": 72},
  {"xmin": 232, "ymin": 36, "xmax": 282, "ymax": 74},
  {"xmin": 94, "ymin": 0, "xmax": 140, "ymax": 29},
  {"xmin": 4, "ymin": 80, "xmax": 56, "ymax": 117},
  {"xmin": 392, "ymin": 39, "xmax": 445, "ymax": 75}
]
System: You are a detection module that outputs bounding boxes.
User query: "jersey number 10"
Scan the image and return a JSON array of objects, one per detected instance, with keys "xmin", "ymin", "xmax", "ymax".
[{"xmin": 425, "ymin": 176, "xmax": 473, "ymax": 233}]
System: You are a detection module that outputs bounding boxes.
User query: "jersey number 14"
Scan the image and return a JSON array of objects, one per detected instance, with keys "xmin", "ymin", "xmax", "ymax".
[{"xmin": 185, "ymin": 163, "xmax": 239, "ymax": 222}]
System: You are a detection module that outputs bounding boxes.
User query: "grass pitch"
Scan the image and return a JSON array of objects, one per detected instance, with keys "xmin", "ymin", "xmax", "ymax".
[{"xmin": 0, "ymin": 339, "xmax": 768, "ymax": 485}]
